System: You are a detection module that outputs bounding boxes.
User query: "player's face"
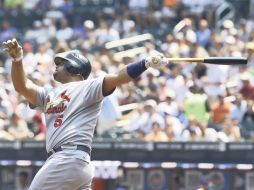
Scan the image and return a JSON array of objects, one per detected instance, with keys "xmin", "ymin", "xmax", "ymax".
[{"xmin": 53, "ymin": 58, "xmax": 69, "ymax": 83}]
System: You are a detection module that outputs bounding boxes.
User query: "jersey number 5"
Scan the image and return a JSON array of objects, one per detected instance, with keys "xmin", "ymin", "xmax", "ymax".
[{"xmin": 54, "ymin": 114, "xmax": 63, "ymax": 128}]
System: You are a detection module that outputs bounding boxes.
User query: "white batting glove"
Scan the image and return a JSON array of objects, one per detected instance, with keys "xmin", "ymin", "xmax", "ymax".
[
  {"xmin": 145, "ymin": 54, "xmax": 168, "ymax": 69},
  {"xmin": 3, "ymin": 38, "xmax": 23, "ymax": 63}
]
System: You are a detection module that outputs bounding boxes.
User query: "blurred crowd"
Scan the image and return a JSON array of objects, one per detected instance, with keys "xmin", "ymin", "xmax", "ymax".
[{"xmin": 0, "ymin": 0, "xmax": 254, "ymax": 143}]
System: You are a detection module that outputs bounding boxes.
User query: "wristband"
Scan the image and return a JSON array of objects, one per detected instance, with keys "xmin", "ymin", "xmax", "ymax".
[
  {"xmin": 12, "ymin": 55, "xmax": 23, "ymax": 63},
  {"xmin": 127, "ymin": 59, "xmax": 147, "ymax": 79}
]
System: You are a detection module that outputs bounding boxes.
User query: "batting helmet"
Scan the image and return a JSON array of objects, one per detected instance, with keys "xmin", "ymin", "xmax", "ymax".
[{"xmin": 54, "ymin": 50, "xmax": 91, "ymax": 79}]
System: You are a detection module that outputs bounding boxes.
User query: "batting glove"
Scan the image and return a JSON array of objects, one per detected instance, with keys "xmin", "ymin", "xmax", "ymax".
[
  {"xmin": 3, "ymin": 38, "xmax": 23, "ymax": 63},
  {"xmin": 145, "ymin": 54, "xmax": 168, "ymax": 69}
]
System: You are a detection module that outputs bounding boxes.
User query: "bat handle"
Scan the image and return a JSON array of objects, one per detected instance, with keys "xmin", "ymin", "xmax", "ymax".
[{"xmin": 165, "ymin": 58, "xmax": 204, "ymax": 63}]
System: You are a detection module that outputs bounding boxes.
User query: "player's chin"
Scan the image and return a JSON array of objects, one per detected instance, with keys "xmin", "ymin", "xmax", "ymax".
[{"xmin": 53, "ymin": 72, "xmax": 60, "ymax": 82}]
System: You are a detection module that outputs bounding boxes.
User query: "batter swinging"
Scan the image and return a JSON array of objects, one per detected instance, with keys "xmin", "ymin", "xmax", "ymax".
[{"xmin": 3, "ymin": 38, "xmax": 167, "ymax": 190}]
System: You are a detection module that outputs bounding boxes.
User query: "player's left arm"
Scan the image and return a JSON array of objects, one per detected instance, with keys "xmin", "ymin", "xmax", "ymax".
[{"xmin": 102, "ymin": 54, "xmax": 167, "ymax": 96}]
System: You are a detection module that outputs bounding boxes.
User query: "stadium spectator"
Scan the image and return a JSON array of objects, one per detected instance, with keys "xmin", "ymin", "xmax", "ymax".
[
  {"xmin": 196, "ymin": 19, "xmax": 211, "ymax": 49},
  {"xmin": 143, "ymin": 69, "xmax": 160, "ymax": 101},
  {"xmin": 4, "ymin": 84, "xmax": 18, "ymax": 112},
  {"xmin": 203, "ymin": 64, "xmax": 227, "ymax": 97},
  {"xmin": 24, "ymin": 20, "xmax": 47, "ymax": 44},
  {"xmin": 22, "ymin": 42, "xmax": 37, "ymax": 75},
  {"xmin": 164, "ymin": 114, "xmax": 183, "ymax": 140},
  {"xmin": 220, "ymin": 20, "xmax": 235, "ymax": 43},
  {"xmin": 145, "ymin": 121, "xmax": 169, "ymax": 142},
  {"xmin": 210, "ymin": 95, "xmax": 231, "ymax": 131},
  {"xmin": 164, "ymin": 120, "xmax": 176, "ymax": 141},
  {"xmin": 116, "ymin": 83, "xmax": 136, "ymax": 105},
  {"xmin": 246, "ymin": 42, "xmax": 254, "ymax": 66},
  {"xmin": 134, "ymin": 129, "xmax": 146, "ymax": 141},
  {"xmin": 139, "ymin": 42, "xmax": 158, "ymax": 60},
  {"xmin": 239, "ymin": 72, "xmax": 254, "ymax": 100},
  {"xmin": 44, "ymin": 4, "xmax": 65, "ymax": 21},
  {"xmin": 241, "ymin": 100, "xmax": 254, "ymax": 139},
  {"xmin": 0, "ymin": 89, "xmax": 13, "ymax": 117},
  {"xmin": 0, "ymin": 20, "xmax": 17, "ymax": 43},
  {"xmin": 157, "ymin": 77, "xmax": 169, "ymax": 102},
  {"xmin": 166, "ymin": 64, "xmax": 187, "ymax": 102},
  {"xmin": 54, "ymin": 40, "xmax": 70, "ymax": 53},
  {"xmin": 72, "ymin": 18, "xmax": 86, "ymax": 40},
  {"xmin": 128, "ymin": 100, "xmax": 164, "ymax": 134},
  {"xmin": 122, "ymin": 21, "xmax": 139, "ymax": 38},
  {"xmin": 0, "ymin": 112, "xmax": 14, "ymax": 140},
  {"xmin": 31, "ymin": 113, "xmax": 46, "ymax": 140},
  {"xmin": 57, "ymin": 0, "xmax": 74, "ymax": 15},
  {"xmin": 160, "ymin": 34, "xmax": 179, "ymax": 57},
  {"xmin": 49, "ymin": 0, "xmax": 65, "ymax": 9},
  {"xmin": 181, "ymin": 116, "xmax": 203, "ymax": 141},
  {"xmin": 184, "ymin": 85, "xmax": 210, "ymax": 125},
  {"xmin": 56, "ymin": 19, "xmax": 74, "ymax": 41},
  {"xmin": 126, "ymin": 104, "xmax": 145, "ymax": 132},
  {"xmin": 35, "ymin": 43, "xmax": 53, "ymax": 67},
  {"xmin": 158, "ymin": 90, "xmax": 179, "ymax": 117},
  {"xmin": 15, "ymin": 97, "xmax": 37, "ymax": 129},
  {"xmin": 230, "ymin": 94, "xmax": 247, "ymax": 123},
  {"xmin": 4, "ymin": 0, "xmax": 23, "ymax": 9},
  {"xmin": 202, "ymin": 127, "xmax": 218, "ymax": 142},
  {"xmin": 83, "ymin": 20, "xmax": 96, "ymax": 43},
  {"xmin": 141, "ymin": 100, "xmax": 165, "ymax": 134},
  {"xmin": 112, "ymin": 15, "xmax": 135, "ymax": 38},
  {"xmin": 8, "ymin": 112, "xmax": 31, "ymax": 139},
  {"xmin": 95, "ymin": 20, "xmax": 120, "ymax": 45},
  {"xmin": 217, "ymin": 116, "xmax": 241, "ymax": 142},
  {"xmin": 22, "ymin": 0, "xmax": 40, "ymax": 10},
  {"xmin": 128, "ymin": 0, "xmax": 149, "ymax": 11},
  {"xmin": 42, "ymin": 18, "xmax": 57, "ymax": 42},
  {"xmin": 176, "ymin": 103, "xmax": 189, "ymax": 127}
]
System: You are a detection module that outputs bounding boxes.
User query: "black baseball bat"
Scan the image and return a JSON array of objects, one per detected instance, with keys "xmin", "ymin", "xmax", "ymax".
[{"xmin": 166, "ymin": 57, "xmax": 247, "ymax": 65}]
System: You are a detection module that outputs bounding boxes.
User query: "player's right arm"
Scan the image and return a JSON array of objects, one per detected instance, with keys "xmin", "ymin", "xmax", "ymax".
[
  {"xmin": 102, "ymin": 54, "xmax": 167, "ymax": 96},
  {"xmin": 3, "ymin": 39, "xmax": 39, "ymax": 105}
]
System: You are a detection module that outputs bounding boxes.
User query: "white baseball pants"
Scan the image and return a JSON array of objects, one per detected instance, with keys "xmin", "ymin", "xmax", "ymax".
[{"xmin": 29, "ymin": 149, "xmax": 94, "ymax": 190}]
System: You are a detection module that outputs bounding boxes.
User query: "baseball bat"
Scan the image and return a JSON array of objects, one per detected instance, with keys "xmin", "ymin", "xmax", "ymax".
[{"xmin": 165, "ymin": 57, "xmax": 247, "ymax": 65}]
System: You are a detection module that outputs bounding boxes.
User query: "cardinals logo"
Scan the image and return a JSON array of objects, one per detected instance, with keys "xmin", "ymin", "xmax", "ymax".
[{"xmin": 46, "ymin": 90, "xmax": 71, "ymax": 114}]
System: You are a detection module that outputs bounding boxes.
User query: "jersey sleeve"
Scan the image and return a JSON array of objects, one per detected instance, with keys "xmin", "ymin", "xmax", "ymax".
[
  {"xmin": 29, "ymin": 86, "xmax": 51, "ymax": 111},
  {"xmin": 85, "ymin": 76, "xmax": 113, "ymax": 104}
]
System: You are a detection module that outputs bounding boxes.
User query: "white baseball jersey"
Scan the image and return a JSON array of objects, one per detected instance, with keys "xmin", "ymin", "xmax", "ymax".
[{"xmin": 32, "ymin": 77, "xmax": 105, "ymax": 152}]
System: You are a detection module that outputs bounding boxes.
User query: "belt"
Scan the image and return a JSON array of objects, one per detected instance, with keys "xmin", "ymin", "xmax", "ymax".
[{"xmin": 47, "ymin": 145, "xmax": 91, "ymax": 158}]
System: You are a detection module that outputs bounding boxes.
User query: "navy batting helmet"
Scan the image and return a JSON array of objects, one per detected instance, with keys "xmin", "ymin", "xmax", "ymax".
[{"xmin": 54, "ymin": 50, "xmax": 91, "ymax": 79}]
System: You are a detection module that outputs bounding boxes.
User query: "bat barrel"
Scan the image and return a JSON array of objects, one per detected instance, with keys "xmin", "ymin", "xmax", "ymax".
[
  {"xmin": 166, "ymin": 57, "xmax": 248, "ymax": 65},
  {"xmin": 204, "ymin": 57, "xmax": 247, "ymax": 65}
]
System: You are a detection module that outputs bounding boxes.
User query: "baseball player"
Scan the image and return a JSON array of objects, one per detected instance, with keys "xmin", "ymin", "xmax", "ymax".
[{"xmin": 3, "ymin": 38, "xmax": 167, "ymax": 190}]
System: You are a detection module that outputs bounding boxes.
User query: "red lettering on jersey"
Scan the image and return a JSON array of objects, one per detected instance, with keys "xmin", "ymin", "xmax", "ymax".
[
  {"xmin": 61, "ymin": 90, "xmax": 70, "ymax": 102},
  {"xmin": 46, "ymin": 103, "xmax": 66, "ymax": 114},
  {"xmin": 54, "ymin": 114, "xmax": 63, "ymax": 127}
]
